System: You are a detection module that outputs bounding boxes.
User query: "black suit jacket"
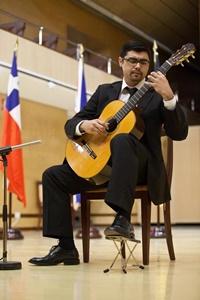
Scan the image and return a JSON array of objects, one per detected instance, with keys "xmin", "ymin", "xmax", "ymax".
[{"xmin": 65, "ymin": 81, "xmax": 188, "ymax": 204}]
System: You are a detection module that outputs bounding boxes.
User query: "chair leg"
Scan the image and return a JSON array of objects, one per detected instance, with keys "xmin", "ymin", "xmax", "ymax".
[
  {"xmin": 163, "ymin": 202, "xmax": 175, "ymax": 261},
  {"xmin": 141, "ymin": 195, "xmax": 151, "ymax": 265},
  {"xmin": 81, "ymin": 195, "xmax": 91, "ymax": 263}
]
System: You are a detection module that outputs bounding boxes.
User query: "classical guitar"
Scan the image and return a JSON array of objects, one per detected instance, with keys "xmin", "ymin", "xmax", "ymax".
[{"xmin": 66, "ymin": 43, "xmax": 195, "ymax": 180}]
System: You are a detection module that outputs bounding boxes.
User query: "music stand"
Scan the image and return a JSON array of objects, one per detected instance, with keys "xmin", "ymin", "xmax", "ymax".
[{"xmin": 0, "ymin": 140, "xmax": 41, "ymax": 270}]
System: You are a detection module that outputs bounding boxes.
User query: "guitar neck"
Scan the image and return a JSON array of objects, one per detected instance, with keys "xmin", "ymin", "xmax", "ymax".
[{"xmin": 115, "ymin": 60, "xmax": 172, "ymax": 123}]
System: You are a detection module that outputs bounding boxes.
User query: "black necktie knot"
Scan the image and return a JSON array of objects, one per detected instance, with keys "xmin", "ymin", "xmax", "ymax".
[{"xmin": 124, "ymin": 87, "xmax": 137, "ymax": 97}]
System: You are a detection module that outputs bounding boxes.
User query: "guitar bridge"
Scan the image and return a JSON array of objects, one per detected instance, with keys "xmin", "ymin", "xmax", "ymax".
[{"xmin": 81, "ymin": 140, "xmax": 97, "ymax": 159}]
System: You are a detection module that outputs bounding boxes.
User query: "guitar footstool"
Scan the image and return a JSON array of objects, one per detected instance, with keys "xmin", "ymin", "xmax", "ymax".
[{"xmin": 104, "ymin": 235, "xmax": 144, "ymax": 273}]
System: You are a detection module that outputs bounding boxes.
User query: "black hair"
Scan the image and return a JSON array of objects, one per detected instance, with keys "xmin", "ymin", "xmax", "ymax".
[{"xmin": 119, "ymin": 40, "xmax": 151, "ymax": 60}]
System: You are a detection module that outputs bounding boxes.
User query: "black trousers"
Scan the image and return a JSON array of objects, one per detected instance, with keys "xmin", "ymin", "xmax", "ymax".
[{"xmin": 43, "ymin": 133, "xmax": 149, "ymax": 239}]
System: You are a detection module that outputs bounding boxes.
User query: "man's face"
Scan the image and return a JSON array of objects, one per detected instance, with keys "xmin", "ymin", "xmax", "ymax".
[{"xmin": 118, "ymin": 50, "xmax": 150, "ymax": 86}]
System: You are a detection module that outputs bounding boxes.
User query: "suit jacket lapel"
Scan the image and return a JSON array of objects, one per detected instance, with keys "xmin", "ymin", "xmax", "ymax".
[{"xmin": 108, "ymin": 81, "xmax": 122, "ymax": 101}]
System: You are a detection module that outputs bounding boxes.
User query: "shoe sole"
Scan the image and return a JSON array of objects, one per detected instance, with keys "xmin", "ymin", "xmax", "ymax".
[
  {"xmin": 104, "ymin": 228, "xmax": 137, "ymax": 241},
  {"xmin": 29, "ymin": 258, "xmax": 80, "ymax": 266},
  {"xmin": 63, "ymin": 258, "xmax": 80, "ymax": 265},
  {"xmin": 104, "ymin": 227, "xmax": 129, "ymax": 237},
  {"xmin": 106, "ymin": 235, "xmax": 141, "ymax": 243}
]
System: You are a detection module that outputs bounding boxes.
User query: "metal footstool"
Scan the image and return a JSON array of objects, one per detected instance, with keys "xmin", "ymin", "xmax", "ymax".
[{"xmin": 104, "ymin": 236, "xmax": 144, "ymax": 273}]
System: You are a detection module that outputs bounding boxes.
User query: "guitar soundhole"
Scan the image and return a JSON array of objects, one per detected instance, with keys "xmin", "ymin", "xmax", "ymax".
[{"xmin": 106, "ymin": 118, "xmax": 118, "ymax": 132}]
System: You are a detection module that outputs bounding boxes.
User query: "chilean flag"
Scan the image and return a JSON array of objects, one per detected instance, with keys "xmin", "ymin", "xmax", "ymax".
[
  {"xmin": 73, "ymin": 45, "xmax": 87, "ymax": 210},
  {"xmin": 0, "ymin": 49, "xmax": 26, "ymax": 206}
]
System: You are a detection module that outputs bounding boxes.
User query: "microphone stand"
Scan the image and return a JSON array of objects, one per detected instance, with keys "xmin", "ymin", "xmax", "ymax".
[
  {"xmin": 0, "ymin": 140, "xmax": 41, "ymax": 270},
  {"xmin": 0, "ymin": 192, "xmax": 24, "ymax": 240}
]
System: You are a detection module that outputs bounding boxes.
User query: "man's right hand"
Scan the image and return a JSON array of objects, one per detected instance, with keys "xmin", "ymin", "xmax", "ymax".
[{"xmin": 80, "ymin": 119, "xmax": 107, "ymax": 135}]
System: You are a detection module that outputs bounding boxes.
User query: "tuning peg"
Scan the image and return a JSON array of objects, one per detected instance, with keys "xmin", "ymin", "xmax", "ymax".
[
  {"xmin": 186, "ymin": 59, "xmax": 190, "ymax": 63},
  {"xmin": 181, "ymin": 63, "xmax": 184, "ymax": 67},
  {"xmin": 192, "ymin": 55, "xmax": 195, "ymax": 59}
]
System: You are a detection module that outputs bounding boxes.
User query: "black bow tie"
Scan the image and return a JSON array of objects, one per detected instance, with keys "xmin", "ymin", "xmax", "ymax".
[{"xmin": 124, "ymin": 87, "xmax": 138, "ymax": 97}]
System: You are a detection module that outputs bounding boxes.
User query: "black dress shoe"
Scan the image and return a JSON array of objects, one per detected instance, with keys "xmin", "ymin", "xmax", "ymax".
[
  {"xmin": 28, "ymin": 245, "xmax": 80, "ymax": 266},
  {"xmin": 104, "ymin": 214, "xmax": 135, "ymax": 240}
]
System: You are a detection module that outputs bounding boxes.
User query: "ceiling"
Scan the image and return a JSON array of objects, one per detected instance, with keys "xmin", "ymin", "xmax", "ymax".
[{"xmin": 78, "ymin": 0, "xmax": 199, "ymax": 55}]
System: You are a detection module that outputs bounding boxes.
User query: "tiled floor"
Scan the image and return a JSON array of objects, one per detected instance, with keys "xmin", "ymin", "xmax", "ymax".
[{"xmin": 0, "ymin": 226, "xmax": 199, "ymax": 300}]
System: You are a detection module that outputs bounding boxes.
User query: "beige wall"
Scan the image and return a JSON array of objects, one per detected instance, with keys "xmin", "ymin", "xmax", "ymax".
[{"xmin": 171, "ymin": 126, "xmax": 200, "ymax": 223}]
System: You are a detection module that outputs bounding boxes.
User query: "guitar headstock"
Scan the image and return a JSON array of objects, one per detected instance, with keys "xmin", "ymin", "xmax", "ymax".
[{"xmin": 168, "ymin": 43, "xmax": 196, "ymax": 66}]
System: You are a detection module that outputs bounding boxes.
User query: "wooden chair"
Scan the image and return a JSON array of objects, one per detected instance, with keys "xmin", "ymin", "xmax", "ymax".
[{"xmin": 80, "ymin": 136, "xmax": 175, "ymax": 265}]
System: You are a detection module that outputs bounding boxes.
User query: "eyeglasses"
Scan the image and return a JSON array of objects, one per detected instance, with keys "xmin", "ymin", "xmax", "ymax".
[{"xmin": 123, "ymin": 57, "xmax": 150, "ymax": 66}]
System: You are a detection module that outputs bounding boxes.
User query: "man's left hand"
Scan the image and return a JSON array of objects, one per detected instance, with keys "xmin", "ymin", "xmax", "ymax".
[{"xmin": 147, "ymin": 71, "xmax": 174, "ymax": 101}]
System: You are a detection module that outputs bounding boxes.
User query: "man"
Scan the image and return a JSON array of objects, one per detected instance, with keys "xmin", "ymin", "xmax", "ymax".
[{"xmin": 29, "ymin": 41, "xmax": 188, "ymax": 266}]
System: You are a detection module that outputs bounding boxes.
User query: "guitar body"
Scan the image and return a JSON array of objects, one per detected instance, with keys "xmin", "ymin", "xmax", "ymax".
[{"xmin": 66, "ymin": 100, "xmax": 136, "ymax": 179}]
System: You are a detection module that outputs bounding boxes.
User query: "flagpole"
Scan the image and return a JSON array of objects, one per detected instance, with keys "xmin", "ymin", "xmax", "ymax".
[{"xmin": 14, "ymin": 37, "xmax": 19, "ymax": 52}]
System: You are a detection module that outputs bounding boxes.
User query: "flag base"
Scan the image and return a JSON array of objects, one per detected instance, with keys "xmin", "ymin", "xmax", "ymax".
[
  {"xmin": 75, "ymin": 226, "xmax": 102, "ymax": 239},
  {"xmin": 150, "ymin": 226, "xmax": 166, "ymax": 238},
  {"xmin": 0, "ymin": 261, "xmax": 22, "ymax": 270},
  {"xmin": 0, "ymin": 228, "xmax": 24, "ymax": 240}
]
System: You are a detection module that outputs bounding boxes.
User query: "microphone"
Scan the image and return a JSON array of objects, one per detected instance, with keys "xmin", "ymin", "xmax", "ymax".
[
  {"xmin": 106, "ymin": 118, "xmax": 118, "ymax": 132},
  {"xmin": 0, "ymin": 140, "xmax": 41, "ymax": 155}
]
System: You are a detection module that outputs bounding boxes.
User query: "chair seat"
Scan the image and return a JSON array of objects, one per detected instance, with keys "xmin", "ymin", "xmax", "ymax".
[{"xmin": 84, "ymin": 185, "xmax": 148, "ymax": 197}]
